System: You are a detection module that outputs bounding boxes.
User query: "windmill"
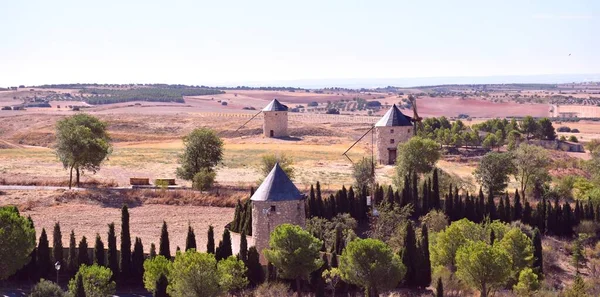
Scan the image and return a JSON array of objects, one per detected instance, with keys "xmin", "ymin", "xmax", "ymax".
[
  {"xmin": 235, "ymin": 99, "xmax": 289, "ymax": 138},
  {"xmin": 342, "ymin": 123, "xmax": 376, "ymax": 205},
  {"xmin": 408, "ymin": 95, "xmax": 422, "ymax": 136}
]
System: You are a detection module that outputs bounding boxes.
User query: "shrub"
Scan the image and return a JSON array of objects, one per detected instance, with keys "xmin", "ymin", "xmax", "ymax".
[
  {"xmin": 1, "ymin": 106, "xmax": 11, "ymax": 110},
  {"xmin": 29, "ymin": 279, "xmax": 64, "ymax": 297},
  {"xmin": 571, "ymin": 128, "xmax": 580, "ymax": 133},
  {"xmin": 557, "ymin": 126, "xmax": 571, "ymax": 132},
  {"xmin": 253, "ymin": 282, "xmax": 294, "ymax": 297},
  {"xmin": 192, "ymin": 169, "xmax": 216, "ymax": 192},
  {"xmin": 568, "ymin": 135, "xmax": 579, "ymax": 142}
]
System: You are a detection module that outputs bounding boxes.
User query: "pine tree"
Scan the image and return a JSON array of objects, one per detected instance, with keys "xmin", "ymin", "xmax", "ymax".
[
  {"xmin": 246, "ymin": 246, "xmax": 264, "ymax": 287},
  {"xmin": 159, "ymin": 221, "xmax": 171, "ymax": 258},
  {"xmin": 207, "ymin": 225, "xmax": 215, "ymax": 254},
  {"xmin": 185, "ymin": 224, "xmax": 196, "ymax": 251},
  {"xmin": 53, "ymin": 222, "xmax": 63, "ymax": 265},
  {"xmin": 417, "ymin": 225, "xmax": 432, "ymax": 288},
  {"xmin": 120, "ymin": 205, "xmax": 132, "ymax": 279},
  {"xmin": 132, "ymin": 237, "xmax": 145, "ymax": 285},
  {"xmin": 402, "ymin": 221, "xmax": 418, "ymax": 287},
  {"xmin": 433, "ymin": 168, "xmax": 440, "ymax": 210},
  {"xmin": 16, "ymin": 216, "xmax": 37, "ymax": 281},
  {"xmin": 513, "ymin": 189, "xmax": 522, "ymax": 221},
  {"xmin": 94, "ymin": 233, "xmax": 105, "ymax": 266},
  {"xmin": 74, "ymin": 273, "xmax": 86, "ymax": 297},
  {"xmin": 532, "ymin": 228, "xmax": 543, "ymax": 276},
  {"xmin": 239, "ymin": 230, "xmax": 248, "ymax": 262},
  {"xmin": 68, "ymin": 230, "xmax": 77, "ymax": 272},
  {"xmin": 37, "ymin": 228, "xmax": 51, "ymax": 279},
  {"xmin": 150, "ymin": 243, "xmax": 157, "ymax": 258},
  {"xmin": 436, "ymin": 277, "xmax": 444, "ymax": 297},
  {"xmin": 216, "ymin": 229, "xmax": 233, "ymax": 261},
  {"xmin": 107, "ymin": 222, "xmax": 119, "ymax": 279},
  {"xmin": 78, "ymin": 236, "xmax": 90, "ymax": 266},
  {"xmin": 155, "ymin": 274, "xmax": 168, "ymax": 297}
]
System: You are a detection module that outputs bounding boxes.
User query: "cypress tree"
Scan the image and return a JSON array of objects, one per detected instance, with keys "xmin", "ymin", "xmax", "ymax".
[
  {"xmin": 316, "ymin": 181, "xmax": 323, "ymax": 215},
  {"xmin": 340, "ymin": 185, "xmax": 349, "ymax": 213},
  {"xmin": 498, "ymin": 197, "xmax": 506, "ymax": 222},
  {"xmin": 207, "ymin": 225, "xmax": 215, "ymax": 254},
  {"xmin": 532, "ymin": 228, "xmax": 543, "ymax": 276},
  {"xmin": 386, "ymin": 185, "xmax": 394, "ymax": 206},
  {"xmin": 412, "ymin": 172, "xmax": 419, "ymax": 217},
  {"xmin": 243, "ymin": 200, "xmax": 253, "ymax": 236},
  {"xmin": 311, "ymin": 253, "xmax": 327, "ymax": 297},
  {"xmin": 239, "ymin": 230, "xmax": 248, "ymax": 262},
  {"xmin": 37, "ymin": 228, "xmax": 51, "ymax": 279},
  {"xmin": 74, "ymin": 273, "xmax": 86, "ymax": 297},
  {"xmin": 94, "ymin": 233, "xmax": 105, "ymax": 266},
  {"xmin": 330, "ymin": 252, "xmax": 338, "ymax": 268},
  {"xmin": 120, "ymin": 205, "xmax": 132, "ymax": 279},
  {"xmin": 433, "ymin": 168, "xmax": 440, "ymax": 210},
  {"xmin": 53, "ymin": 222, "xmax": 63, "ymax": 265},
  {"xmin": 574, "ymin": 201, "xmax": 582, "ymax": 225},
  {"xmin": 536, "ymin": 198, "xmax": 547, "ymax": 233},
  {"xmin": 309, "ymin": 185, "xmax": 317, "ymax": 218},
  {"xmin": 422, "ymin": 180, "xmax": 430, "ymax": 214},
  {"xmin": 107, "ymin": 222, "xmax": 119, "ymax": 279},
  {"xmin": 596, "ymin": 205, "xmax": 600, "ymax": 222},
  {"xmin": 68, "ymin": 230, "xmax": 77, "ymax": 272},
  {"xmin": 402, "ymin": 221, "xmax": 418, "ymax": 287},
  {"xmin": 522, "ymin": 201, "xmax": 532, "ymax": 225},
  {"xmin": 150, "ymin": 243, "xmax": 157, "ymax": 258},
  {"xmin": 563, "ymin": 202, "xmax": 574, "ymax": 237},
  {"xmin": 232, "ymin": 200, "xmax": 242, "ymax": 232},
  {"xmin": 155, "ymin": 274, "xmax": 168, "ymax": 297},
  {"xmin": 588, "ymin": 200, "xmax": 595, "ymax": 221},
  {"xmin": 490, "ymin": 229, "xmax": 496, "ymax": 245},
  {"xmin": 78, "ymin": 236, "xmax": 90, "ymax": 266},
  {"xmin": 17, "ymin": 216, "xmax": 37, "ymax": 281},
  {"xmin": 185, "ymin": 224, "xmax": 196, "ymax": 251},
  {"xmin": 486, "ymin": 191, "xmax": 496, "ymax": 220},
  {"xmin": 478, "ymin": 187, "xmax": 485, "ymax": 222},
  {"xmin": 436, "ymin": 277, "xmax": 444, "ymax": 297},
  {"xmin": 513, "ymin": 189, "xmax": 522, "ymax": 221},
  {"xmin": 216, "ymin": 229, "xmax": 233, "ymax": 261},
  {"xmin": 417, "ymin": 225, "xmax": 432, "ymax": 288},
  {"xmin": 159, "ymin": 221, "xmax": 171, "ymax": 259},
  {"xmin": 132, "ymin": 237, "xmax": 145, "ymax": 285},
  {"xmin": 333, "ymin": 225, "xmax": 344, "ymax": 255},
  {"xmin": 246, "ymin": 246, "xmax": 264, "ymax": 287},
  {"xmin": 348, "ymin": 186, "xmax": 356, "ymax": 219},
  {"xmin": 503, "ymin": 193, "xmax": 512, "ymax": 222}
]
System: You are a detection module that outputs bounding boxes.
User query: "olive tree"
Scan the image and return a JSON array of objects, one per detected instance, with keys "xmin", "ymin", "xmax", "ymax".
[
  {"xmin": 0, "ymin": 206, "xmax": 36, "ymax": 280},
  {"xmin": 512, "ymin": 144, "xmax": 550, "ymax": 200},
  {"xmin": 339, "ymin": 238, "xmax": 405, "ymax": 297},
  {"xmin": 176, "ymin": 128, "xmax": 223, "ymax": 181},
  {"xmin": 259, "ymin": 153, "xmax": 294, "ymax": 180},
  {"xmin": 474, "ymin": 152, "xmax": 515, "ymax": 195},
  {"xmin": 55, "ymin": 114, "xmax": 112, "ymax": 188},
  {"xmin": 263, "ymin": 224, "xmax": 323, "ymax": 297}
]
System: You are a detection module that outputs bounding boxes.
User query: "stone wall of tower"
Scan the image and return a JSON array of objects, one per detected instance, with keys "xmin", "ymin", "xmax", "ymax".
[
  {"xmin": 375, "ymin": 126, "xmax": 413, "ymax": 165},
  {"xmin": 263, "ymin": 111, "xmax": 288, "ymax": 137},
  {"xmin": 251, "ymin": 199, "xmax": 305, "ymax": 264}
]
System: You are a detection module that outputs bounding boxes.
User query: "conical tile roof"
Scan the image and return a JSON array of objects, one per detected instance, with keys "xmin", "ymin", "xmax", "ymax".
[
  {"xmin": 262, "ymin": 99, "xmax": 288, "ymax": 112},
  {"xmin": 250, "ymin": 163, "xmax": 303, "ymax": 202},
  {"xmin": 375, "ymin": 104, "xmax": 413, "ymax": 127}
]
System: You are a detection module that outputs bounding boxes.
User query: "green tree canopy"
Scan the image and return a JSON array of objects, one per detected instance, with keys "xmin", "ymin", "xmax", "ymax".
[
  {"xmin": 176, "ymin": 128, "xmax": 223, "ymax": 180},
  {"xmin": 169, "ymin": 250, "xmax": 221, "ymax": 297},
  {"xmin": 217, "ymin": 255, "xmax": 249, "ymax": 294},
  {"xmin": 259, "ymin": 153, "xmax": 295, "ymax": 181},
  {"xmin": 455, "ymin": 240, "xmax": 511, "ymax": 297},
  {"xmin": 430, "ymin": 218, "xmax": 485, "ymax": 269},
  {"xmin": 29, "ymin": 279, "xmax": 65, "ymax": 297},
  {"xmin": 339, "ymin": 238, "xmax": 405, "ymax": 297},
  {"xmin": 55, "ymin": 114, "xmax": 112, "ymax": 188},
  {"xmin": 474, "ymin": 152, "xmax": 515, "ymax": 195},
  {"xmin": 512, "ymin": 144, "xmax": 551, "ymax": 199},
  {"xmin": 395, "ymin": 136, "xmax": 441, "ymax": 180},
  {"xmin": 0, "ymin": 206, "xmax": 36, "ymax": 280},
  {"xmin": 264, "ymin": 224, "xmax": 323, "ymax": 297},
  {"xmin": 352, "ymin": 157, "xmax": 375, "ymax": 194},
  {"xmin": 498, "ymin": 228, "xmax": 534, "ymax": 284},
  {"xmin": 68, "ymin": 264, "xmax": 116, "ymax": 297}
]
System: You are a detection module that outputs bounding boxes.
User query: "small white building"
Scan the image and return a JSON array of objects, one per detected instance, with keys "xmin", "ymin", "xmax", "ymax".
[
  {"xmin": 262, "ymin": 99, "xmax": 289, "ymax": 138},
  {"xmin": 375, "ymin": 104, "xmax": 414, "ymax": 165}
]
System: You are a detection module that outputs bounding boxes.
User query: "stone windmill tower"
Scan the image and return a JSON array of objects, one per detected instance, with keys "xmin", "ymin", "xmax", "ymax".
[
  {"xmin": 375, "ymin": 104, "xmax": 413, "ymax": 165},
  {"xmin": 262, "ymin": 99, "xmax": 289, "ymax": 138},
  {"xmin": 251, "ymin": 163, "xmax": 305, "ymax": 264}
]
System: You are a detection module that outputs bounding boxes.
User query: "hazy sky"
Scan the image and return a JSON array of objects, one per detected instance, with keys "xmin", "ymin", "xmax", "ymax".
[{"xmin": 1, "ymin": 0, "xmax": 598, "ymax": 86}]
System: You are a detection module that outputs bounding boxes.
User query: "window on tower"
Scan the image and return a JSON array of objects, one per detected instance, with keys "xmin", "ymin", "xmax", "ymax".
[
  {"xmin": 270, "ymin": 205, "xmax": 276, "ymax": 212},
  {"xmin": 390, "ymin": 129, "xmax": 394, "ymax": 133},
  {"xmin": 390, "ymin": 139, "xmax": 395, "ymax": 144}
]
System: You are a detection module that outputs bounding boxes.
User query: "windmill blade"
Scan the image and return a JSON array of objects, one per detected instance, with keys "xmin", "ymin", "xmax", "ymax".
[
  {"xmin": 235, "ymin": 110, "xmax": 263, "ymax": 133},
  {"xmin": 342, "ymin": 125, "xmax": 375, "ymax": 164}
]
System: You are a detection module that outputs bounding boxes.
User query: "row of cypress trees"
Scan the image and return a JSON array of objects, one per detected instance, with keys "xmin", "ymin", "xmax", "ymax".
[{"xmin": 306, "ymin": 182, "xmax": 369, "ymax": 221}]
